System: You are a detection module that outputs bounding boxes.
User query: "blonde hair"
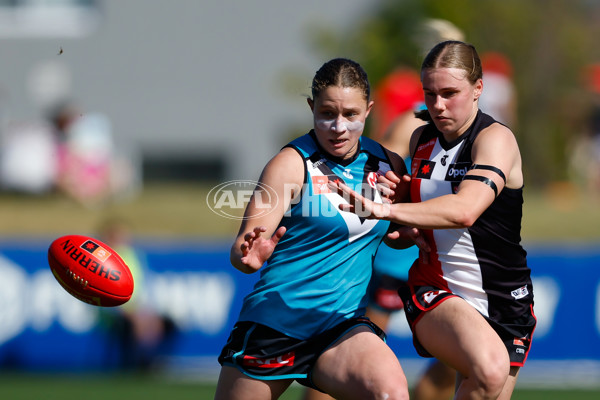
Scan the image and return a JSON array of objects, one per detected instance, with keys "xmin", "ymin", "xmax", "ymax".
[
  {"xmin": 421, "ymin": 40, "xmax": 482, "ymax": 84},
  {"xmin": 416, "ymin": 41, "xmax": 482, "ymax": 122}
]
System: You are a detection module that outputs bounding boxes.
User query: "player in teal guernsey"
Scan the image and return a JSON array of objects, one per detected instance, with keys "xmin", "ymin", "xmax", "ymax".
[
  {"xmin": 238, "ymin": 131, "xmax": 394, "ymax": 338},
  {"xmin": 215, "ymin": 59, "xmax": 416, "ymax": 400}
]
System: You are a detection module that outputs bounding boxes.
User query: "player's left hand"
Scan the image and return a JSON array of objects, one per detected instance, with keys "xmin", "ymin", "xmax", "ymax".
[
  {"xmin": 387, "ymin": 226, "xmax": 430, "ymax": 251},
  {"xmin": 378, "ymin": 171, "xmax": 411, "ymax": 204},
  {"xmin": 387, "ymin": 226, "xmax": 431, "ymax": 264}
]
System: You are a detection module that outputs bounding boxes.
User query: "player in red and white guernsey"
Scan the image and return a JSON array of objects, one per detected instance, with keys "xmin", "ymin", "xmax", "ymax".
[{"xmin": 332, "ymin": 41, "xmax": 535, "ymax": 400}]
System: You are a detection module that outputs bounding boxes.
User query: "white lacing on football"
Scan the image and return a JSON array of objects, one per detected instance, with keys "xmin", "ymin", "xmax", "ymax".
[{"xmin": 67, "ymin": 269, "xmax": 88, "ymax": 287}]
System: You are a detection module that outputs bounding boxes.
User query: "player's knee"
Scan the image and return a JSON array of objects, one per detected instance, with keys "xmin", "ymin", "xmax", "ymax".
[
  {"xmin": 474, "ymin": 356, "xmax": 510, "ymax": 398},
  {"xmin": 369, "ymin": 387, "xmax": 409, "ymax": 400},
  {"xmin": 370, "ymin": 375, "xmax": 410, "ymax": 400}
]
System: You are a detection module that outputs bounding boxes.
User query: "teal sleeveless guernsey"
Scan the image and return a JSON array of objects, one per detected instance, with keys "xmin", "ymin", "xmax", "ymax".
[{"xmin": 237, "ymin": 131, "xmax": 393, "ymax": 339}]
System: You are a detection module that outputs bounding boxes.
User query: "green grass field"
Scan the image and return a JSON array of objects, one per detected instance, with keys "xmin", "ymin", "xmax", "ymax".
[{"xmin": 0, "ymin": 373, "xmax": 599, "ymax": 399}]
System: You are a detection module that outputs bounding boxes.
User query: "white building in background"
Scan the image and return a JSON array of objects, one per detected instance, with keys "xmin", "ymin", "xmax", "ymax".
[{"xmin": 0, "ymin": 0, "xmax": 376, "ymax": 183}]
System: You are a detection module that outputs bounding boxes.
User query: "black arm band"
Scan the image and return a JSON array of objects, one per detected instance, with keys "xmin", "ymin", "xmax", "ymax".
[
  {"xmin": 470, "ymin": 164, "xmax": 506, "ymax": 183},
  {"xmin": 462, "ymin": 175, "xmax": 498, "ymax": 197}
]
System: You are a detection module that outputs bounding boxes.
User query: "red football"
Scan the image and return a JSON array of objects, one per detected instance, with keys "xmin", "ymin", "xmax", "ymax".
[{"xmin": 48, "ymin": 234, "xmax": 134, "ymax": 307}]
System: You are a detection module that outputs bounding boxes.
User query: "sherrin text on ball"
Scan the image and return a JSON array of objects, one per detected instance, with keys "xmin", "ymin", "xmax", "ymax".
[{"xmin": 48, "ymin": 234, "xmax": 134, "ymax": 307}]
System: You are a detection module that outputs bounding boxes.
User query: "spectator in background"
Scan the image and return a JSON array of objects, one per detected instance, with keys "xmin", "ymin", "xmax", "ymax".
[
  {"xmin": 570, "ymin": 63, "xmax": 600, "ymax": 196},
  {"xmin": 98, "ymin": 217, "xmax": 176, "ymax": 372},
  {"xmin": 49, "ymin": 100, "xmax": 115, "ymax": 206},
  {"xmin": 479, "ymin": 52, "xmax": 518, "ymax": 128},
  {"xmin": 48, "ymin": 100, "xmax": 141, "ymax": 207},
  {"xmin": 414, "ymin": 18, "xmax": 466, "ymax": 60},
  {"xmin": 0, "ymin": 119, "xmax": 58, "ymax": 194},
  {"xmin": 370, "ymin": 68, "xmax": 425, "ymax": 142}
]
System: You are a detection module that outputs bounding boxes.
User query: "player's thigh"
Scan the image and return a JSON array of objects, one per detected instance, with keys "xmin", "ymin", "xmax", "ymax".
[
  {"xmin": 214, "ymin": 366, "xmax": 293, "ymax": 400},
  {"xmin": 311, "ymin": 326, "xmax": 407, "ymax": 398},
  {"xmin": 415, "ymin": 296, "xmax": 509, "ymax": 377}
]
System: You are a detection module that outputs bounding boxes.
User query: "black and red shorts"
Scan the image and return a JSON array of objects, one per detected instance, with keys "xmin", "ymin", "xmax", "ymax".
[
  {"xmin": 217, "ymin": 316, "xmax": 385, "ymax": 390},
  {"xmin": 399, "ymin": 285, "xmax": 536, "ymax": 367}
]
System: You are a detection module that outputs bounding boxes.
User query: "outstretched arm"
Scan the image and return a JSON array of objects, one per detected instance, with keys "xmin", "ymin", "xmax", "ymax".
[
  {"xmin": 230, "ymin": 147, "xmax": 303, "ymax": 273},
  {"xmin": 330, "ymin": 123, "xmax": 522, "ymax": 229}
]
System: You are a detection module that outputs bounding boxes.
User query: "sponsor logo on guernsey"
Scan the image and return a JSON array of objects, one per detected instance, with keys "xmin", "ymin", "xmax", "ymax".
[
  {"xmin": 367, "ymin": 171, "xmax": 379, "ymax": 189},
  {"xmin": 312, "ymin": 175, "xmax": 331, "ymax": 194},
  {"xmin": 343, "ymin": 169, "xmax": 353, "ymax": 179},
  {"xmin": 242, "ymin": 351, "xmax": 295, "ymax": 368},
  {"xmin": 445, "ymin": 162, "xmax": 470, "ymax": 181},
  {"xmin": 511, "ymin": 285, "xmax": 529, "ymax": 300},
  {"xmin": 415, "ymin": 160, "xmax": 435, "ymax": 179},
  {"xmin": 311, "ymin": 158, "xmax": 327, "ymax": 168},
  {"xmin": 423, "ymin": 290, "xmax": 447, "ymax": 305},
  {"xmin": 417, "ymin": 138, "xmax": 436, "ymax": 152}
]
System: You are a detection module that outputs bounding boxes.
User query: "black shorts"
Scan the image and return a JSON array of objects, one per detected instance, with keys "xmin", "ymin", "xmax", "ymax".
[
  {"xmin": 399, "ymin": 285, "xmax": 536, "ymax": 367},
  {"xmin": 217, "ymin": 317, "xmax": 385, "ymax": 390},
  {"xmin": 368, "ymin": 273, "xmax": 406, "ymax": 311}
]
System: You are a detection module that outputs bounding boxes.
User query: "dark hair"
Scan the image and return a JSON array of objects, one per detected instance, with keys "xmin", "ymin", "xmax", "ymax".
[
  {"xmin": 311, "ymin": 58, "xmax": 371, "ymax": 102},
  {"xmin": 416, "ymin": 40, "xmax": 482, "ymax": 121}
]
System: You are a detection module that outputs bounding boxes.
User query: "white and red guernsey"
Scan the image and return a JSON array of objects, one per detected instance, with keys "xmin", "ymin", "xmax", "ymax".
[{"xmin": 409, "ymin": 110, "xmax": 533, "ymax": 325}]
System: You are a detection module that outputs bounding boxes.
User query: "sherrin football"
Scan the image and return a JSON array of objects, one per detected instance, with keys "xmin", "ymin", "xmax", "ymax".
[{"xmin": 48, "ymin": 234, "xmax": 134, "ymax": 307}]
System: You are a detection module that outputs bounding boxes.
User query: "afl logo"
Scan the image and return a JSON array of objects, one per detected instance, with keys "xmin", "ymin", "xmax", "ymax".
[{"xmin": 206, "ymin": 180, "xmax": 278, "ymax": 220}]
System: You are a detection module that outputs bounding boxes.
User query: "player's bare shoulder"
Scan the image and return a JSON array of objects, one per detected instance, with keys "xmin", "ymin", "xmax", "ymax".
[
  {"xmin": 475, "ymin": 122, "xmax": 520, "ymax": 153},
  {"xmin": 266, "ymin": 147, "xmax": 303, "ymax": 169},
  {"xmin": 258, "ymin": 146, "xmax": 305, "ymax": 204},
  {"xmin": 473, "ymin": 121, "xmax": 523, "ymax": 189},
  {"xmin": 266, "ymin": 146, "xmax": 304, "ymax": 180}
]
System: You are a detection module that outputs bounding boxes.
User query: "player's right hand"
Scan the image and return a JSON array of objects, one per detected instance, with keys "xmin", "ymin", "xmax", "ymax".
[{"xmin": 239, "ymin": 226, "xmax": 286, "ymax": 270}]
